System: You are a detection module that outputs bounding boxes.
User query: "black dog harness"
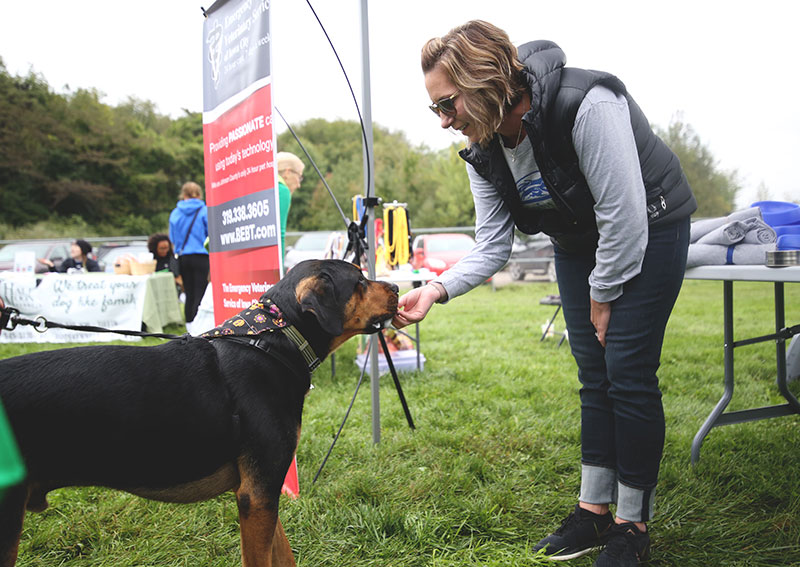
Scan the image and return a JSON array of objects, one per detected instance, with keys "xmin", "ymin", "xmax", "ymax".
[
  {"xmin": 201, "ymin": 298, "xmax": 321, "ymax": 372},
  {"xmin": 0, "ymin": 295, "xmax": 321, "ymax": 373}
]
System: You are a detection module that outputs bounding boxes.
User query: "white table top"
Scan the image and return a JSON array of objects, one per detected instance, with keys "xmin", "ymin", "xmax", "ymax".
[
  {"xmin": 685, "ymin": 265, "xmax": 800, "ymax": 283},
  {"xmin": 373, "ymin": 269, "xmax": 438, "ymax": 284}
]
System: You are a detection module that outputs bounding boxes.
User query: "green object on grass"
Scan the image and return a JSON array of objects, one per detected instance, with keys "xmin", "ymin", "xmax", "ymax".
[{"xmin": 0, "ymin": 399, "xmax": 25, "ymax": 500}]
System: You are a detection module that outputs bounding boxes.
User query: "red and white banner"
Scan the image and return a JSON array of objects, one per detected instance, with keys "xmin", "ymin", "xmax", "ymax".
[
  {"xmin": 202, "ymin": 0, "xmax": 281, "ymax": 326},
  {"xmin": 203, "ymin": 0, "xmax": 298, "ymax": 497}
]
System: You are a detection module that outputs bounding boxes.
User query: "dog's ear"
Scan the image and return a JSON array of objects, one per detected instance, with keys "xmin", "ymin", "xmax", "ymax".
[{"xmin": 297, "ymin": 273, "xmax": 344, "ymax": 336}]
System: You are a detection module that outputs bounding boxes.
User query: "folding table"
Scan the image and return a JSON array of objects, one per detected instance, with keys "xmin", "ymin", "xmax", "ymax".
[{"xmin": 683, "ymin": 265, "xmax": 800, "ymax": 464}]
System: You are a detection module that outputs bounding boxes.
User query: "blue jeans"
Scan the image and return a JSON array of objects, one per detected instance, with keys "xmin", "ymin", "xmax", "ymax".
[{"xmin": 554, "ymin": 218, "xmax": 689, "ymax": 522}]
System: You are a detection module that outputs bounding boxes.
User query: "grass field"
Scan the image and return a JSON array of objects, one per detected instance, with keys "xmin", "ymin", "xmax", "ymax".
[{"xmin": 2, "ymin": 277, "xmax": 799, "ymax": 566}]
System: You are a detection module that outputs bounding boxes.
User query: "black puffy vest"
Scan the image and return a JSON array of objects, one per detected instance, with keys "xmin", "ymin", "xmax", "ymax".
[{"xmin": 459, "ymin": 40, "xmax": 697, "ymax": 248}]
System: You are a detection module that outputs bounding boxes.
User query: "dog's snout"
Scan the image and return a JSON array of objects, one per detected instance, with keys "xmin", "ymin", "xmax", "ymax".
[{"xmin": 388, "ymin": 282, "xmax": 399, "ymax": 295}]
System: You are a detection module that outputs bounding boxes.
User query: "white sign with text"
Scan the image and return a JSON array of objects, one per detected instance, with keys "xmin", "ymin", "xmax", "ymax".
[{"xmin": 0, "ymin": 273, "xmax": 149, "ymax": 343}]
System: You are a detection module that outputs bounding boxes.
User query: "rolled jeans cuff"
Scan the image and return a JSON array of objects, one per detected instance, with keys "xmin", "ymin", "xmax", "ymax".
[
  {"xmin": 580, "ymin": 464, "xmax": 617, "ymax": 505},
  {"xmin": 581, "ymin": 464, "xmax": 656, "ymax": 522},
  {"xmin": 617, "ymin": 481, "xmax": 655, "ymax": 523}
]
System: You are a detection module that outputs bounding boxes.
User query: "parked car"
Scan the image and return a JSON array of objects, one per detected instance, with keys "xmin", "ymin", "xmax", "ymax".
[
  {"xmin": 507, "ymin": 233, "xmax": 556, "ymax": 282},
  {"xmin": 284, "ymin": 231, "xmax": 337, "ymax": 271},
  {"xmin": 411, "ymin": 232, "xmax": 476, "ymax": 276},
  {"xmin": 0, "ymin": 240, "xmax": 73, "ymax": 273},
  {"xmin": 96, "ymin": 243, "xmax": 149, "ymax": 273}
]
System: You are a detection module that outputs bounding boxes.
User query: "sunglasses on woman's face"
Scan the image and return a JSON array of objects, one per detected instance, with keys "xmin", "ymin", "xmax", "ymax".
[{"xmin": 428, "ymin": 92, "xmax": 459, "ymax": 117}]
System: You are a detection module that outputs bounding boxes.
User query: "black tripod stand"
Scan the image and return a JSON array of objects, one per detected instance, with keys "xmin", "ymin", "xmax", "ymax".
[
  {"xmin": 276, "ymin": 112, "xmax": 415, "ymax": 484},
  {"xmin": 313, "ymin": 207, "xmax": 416, "ymax": 484}
]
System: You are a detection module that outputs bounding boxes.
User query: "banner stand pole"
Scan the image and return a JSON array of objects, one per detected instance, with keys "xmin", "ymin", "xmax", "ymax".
[{"xmin": 358, "ymin": 0, "xmax": 381, "ymax": 445}]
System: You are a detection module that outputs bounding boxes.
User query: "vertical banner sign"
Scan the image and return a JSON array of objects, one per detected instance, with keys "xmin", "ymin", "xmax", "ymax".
[
  {"xmin": 202, "ymin": 0, "xmax": 281, "ymax": 326},
  {"xmin": 202, "ymin": 0, "xmax": 299, "ymax": 499}
]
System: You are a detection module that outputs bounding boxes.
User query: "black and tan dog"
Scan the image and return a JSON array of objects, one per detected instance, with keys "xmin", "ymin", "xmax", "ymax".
[{"xmin": 0, "ymin": 259, "xmax": 399, "ymax": 567}]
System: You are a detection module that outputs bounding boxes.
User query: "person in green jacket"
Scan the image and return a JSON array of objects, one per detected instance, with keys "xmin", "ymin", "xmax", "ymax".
[{"xmin": 276, "ymin": 152, "xmax": 305, "ymax": 255}]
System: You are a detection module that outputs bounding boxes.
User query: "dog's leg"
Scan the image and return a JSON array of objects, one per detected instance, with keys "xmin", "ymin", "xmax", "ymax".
[
  {"xmin": 0, "ymin": 485, "xmax": 28, "ymax": 567},
  {"xmin": 236, "ymin": 475, "xmax": 294, "ymax": 567},
  {"xmin": 271, "ymin": 517, "xmax": 295, "ymax": 567}
]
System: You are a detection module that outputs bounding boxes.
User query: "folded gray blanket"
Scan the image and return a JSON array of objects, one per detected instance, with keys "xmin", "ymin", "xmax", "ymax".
[
  {"xmin": 686, "ymin": 242, "xmax": 774, "ymax": 268},
  {"xmin": 696, "ymin": 220, "xmax": 748, "ymax": 245},
  {"xmin": 742, "ymin": 218, "xmax": 777, "ymax": 244},
  {"xmin": 690, "ymin": 207, "xmax": 762, "ymax": 243},
  {"xmin": 687, "ymin": 208, "xmax": 778, "ymax": 268},
  {"xmin": 695, "ymin": 217, "xmax": 776, "ymax": 246}
]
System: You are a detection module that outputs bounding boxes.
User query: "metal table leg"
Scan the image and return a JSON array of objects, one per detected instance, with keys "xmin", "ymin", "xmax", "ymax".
[
  {"xmin": 692, "ymin": 281, "xmax": 735, "ymax": 464},
  {"xmin": 775, "ymin": 282, "xmax": 800, "ymax": 414},
  {"xmin": 691, "ymin": 280, "xmax": 800, "ymax": 465}
]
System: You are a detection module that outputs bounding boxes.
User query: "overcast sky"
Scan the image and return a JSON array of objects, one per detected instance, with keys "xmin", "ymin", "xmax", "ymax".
[{"xmin": 2, "ymin": 0, "xmax": 798, "ymax": 210}]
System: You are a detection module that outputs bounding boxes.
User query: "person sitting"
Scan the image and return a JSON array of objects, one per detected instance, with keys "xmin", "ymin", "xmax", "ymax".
[
  {"xmin": 147, "ymin": 233, "xmax": 183, "ymax": 293},
  {"xmin": 40, "ymin": 239, "xmax": 101, "ymax": 273}
]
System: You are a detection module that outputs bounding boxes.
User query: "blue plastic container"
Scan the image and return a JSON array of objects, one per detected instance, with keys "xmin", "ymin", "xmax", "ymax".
[
  {"xmin": 777, "ymin": 234, "xmax": 800, "ymax": 251},
  {"xmin": 752, "ymin": 201, "xmax": 800, "ymax": 227},
  {"xmin": 774, "ymin": 225, "xmax": 800, "ymax": 238}
]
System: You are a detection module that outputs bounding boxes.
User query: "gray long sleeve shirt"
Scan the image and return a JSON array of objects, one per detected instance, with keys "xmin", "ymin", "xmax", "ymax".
[{"xmin": 436, "ymin": 85, "xmax": 648, "ymax": 303}]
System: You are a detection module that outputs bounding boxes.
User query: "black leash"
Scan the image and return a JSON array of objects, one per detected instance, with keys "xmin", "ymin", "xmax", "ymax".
[
  {"xmin": 346, "ymin": 203, "xmax": 415, "ymax": 431},
  {"xmin": 311, "ymin": 330, "xmax": 416, "ymax": 485},
  {"xmin": 346, "ymin": 200, "xmax": 414, "ymax": 431},
  {"xmin": 0, "ymin": 306, "xmax": 184, "ymax": 340},
  {"xmin": 274, "ymin": 106, "xmax": 350, "ymax": 229},
  {"xmin": 313, "ymin": 202, "xmax": 416, "ymax": 485},
  {"xmin": 312, "ymin": 327, "xmax": 416, "ymax": 486},
  {"xmin": 313, "ymin": 333, "xmax": 373, "ymax": 484}
]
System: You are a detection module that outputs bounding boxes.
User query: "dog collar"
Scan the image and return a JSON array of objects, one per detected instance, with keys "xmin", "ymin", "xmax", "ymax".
[
  {"xmin": 280, "ymin": 325, "xmax": 321, "ymax": 372},
  {"xmin": 201, "ymin": 298, "xmax": 321, "ymax": 372}
]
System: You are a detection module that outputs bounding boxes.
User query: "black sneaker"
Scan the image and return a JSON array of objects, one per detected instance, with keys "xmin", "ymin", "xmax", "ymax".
[
  {"xmin": 593, "ymin": 522, "xmax": 651, "ymax": 566},
  {"xmin": 534, "ymin": 504, "xmax": 614, "ymax": 560}
]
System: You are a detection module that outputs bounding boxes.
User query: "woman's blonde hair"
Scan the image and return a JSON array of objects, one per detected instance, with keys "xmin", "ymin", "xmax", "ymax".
[
  {"xmin": 181, "ymin": 181, "xmax": 203, "ymax": 200},
  {"xmin": 421, "ymin": 20, "xmax": 527, "ymax": 147}
]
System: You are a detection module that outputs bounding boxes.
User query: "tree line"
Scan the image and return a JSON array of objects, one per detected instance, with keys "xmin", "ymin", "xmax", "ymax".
[{"xmin": 0, "ymin": 59, "xmax": 742, "ymax": 240}]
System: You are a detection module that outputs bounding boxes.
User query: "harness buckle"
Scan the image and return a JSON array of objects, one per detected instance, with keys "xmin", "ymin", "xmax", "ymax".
[{"xmin": 1, "ymin": 307, "xmax": 20, "ymax": 332}]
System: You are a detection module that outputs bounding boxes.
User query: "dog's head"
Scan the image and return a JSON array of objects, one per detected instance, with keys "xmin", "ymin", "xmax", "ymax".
[{"xmin": 268, "ymin": 259, "xmax": 399, "ymax": 355}]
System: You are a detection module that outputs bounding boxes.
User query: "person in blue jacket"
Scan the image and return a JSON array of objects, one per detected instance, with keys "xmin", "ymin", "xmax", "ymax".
[{"xmin": 169, "ymin": 181, "xmax": 209, "ymax": 323}]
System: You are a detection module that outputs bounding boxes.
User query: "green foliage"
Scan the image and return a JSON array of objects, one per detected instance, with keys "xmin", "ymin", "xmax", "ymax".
[
  {"xmin": 0, "ymin": 62, "xmax": 203, "ymax": 235},
  {"xmin": 0, "ymin": 215, "xmax": 99, "ymax": 241},
  {"xmin": 1, "ymin": 61, "xmax": 747, "ymax": 240},
  {"xmin": 276, "ymin": 120, "xmax": 474, "ymax": 232},
  {"xmin": 656, "ymin": 117, "xmax": 741, "ymax": 216},
  {"xmin": 1, "ymin": 279, "xmax": 799, "ymax": 566}
]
